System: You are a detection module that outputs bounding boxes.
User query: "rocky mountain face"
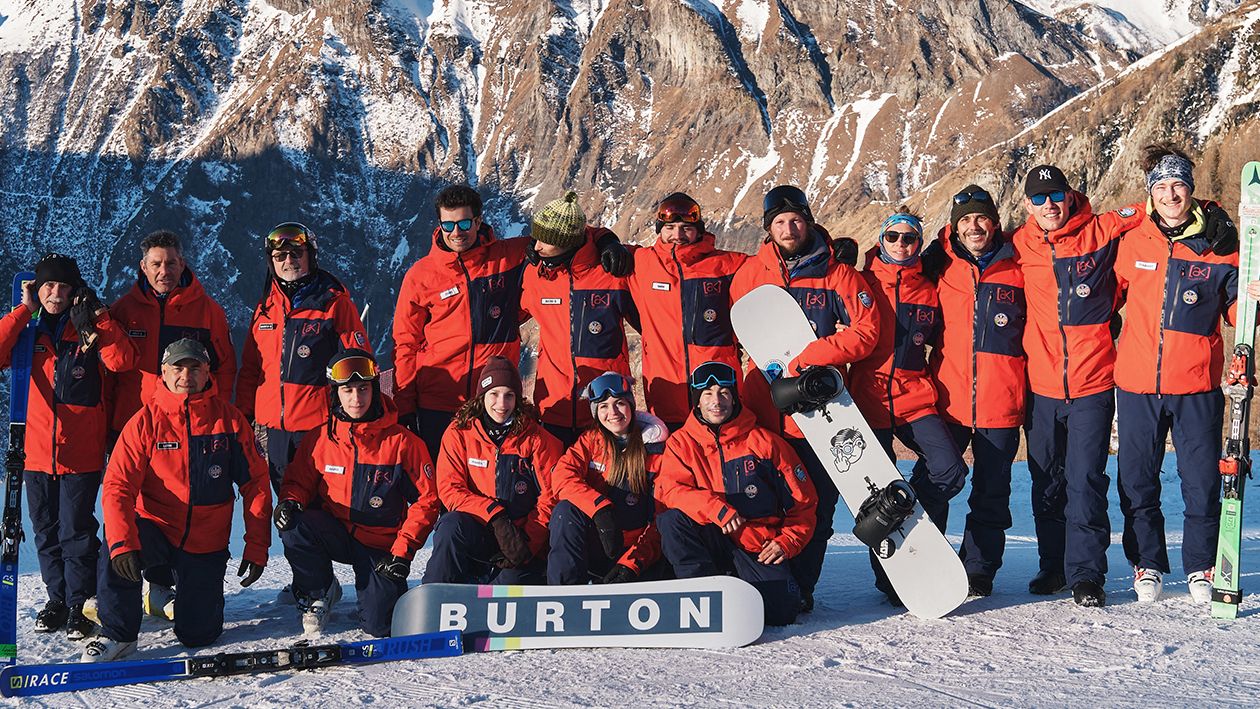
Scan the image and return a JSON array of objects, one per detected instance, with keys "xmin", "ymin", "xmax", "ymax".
[{"xmin": 0, "ymin": 0, "xmax": 1247, "ymax": 360}]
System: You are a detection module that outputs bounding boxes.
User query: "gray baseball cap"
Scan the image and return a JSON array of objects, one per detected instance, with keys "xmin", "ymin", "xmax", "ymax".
[{"xmin": 162, "ymin": 338, "xmax": 210, "ymax": 366}]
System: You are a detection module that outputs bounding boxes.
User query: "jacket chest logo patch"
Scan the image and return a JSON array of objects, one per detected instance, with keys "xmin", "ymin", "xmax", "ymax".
[
  {"xmin": 369, "ymin": 495, "xmax": 383, "ymax": 508},
  {"xmin": 297, "ymin": 345, "xmax": 311, "ymax": 358},
  {"xmin": 587, "ymin": 321, "xmax": 603, "ymax": 334},
  {"xmin": 301, "ymin": 322, "xmax": 322, "ymax": 336},
  {"xmin": 208, "ymin": 465, "xmax": 223, "ymax": 479},
  {"xmin": 1075, "ymin": 257, "xmax": 1097, "ymax": 277},
  {"xmin": 1075, "ymin": 284, "xmax": 1091, "ymax": 298},
  {"xmin": 804, "ymin": 293, "xmax": 826, "ymax": 309},
  {"xmin": 258, "ymin": 322, "xmax": 277, "ymax": 331},
  {"xmin": 651, "ymin": 282, "xmax": 671, "ymax": 291},
  {"xmin": 995, "ymin": 287, "xmax": 1017, "ymax": 304},
  {"xmin": 488, "ymin": 305, "xmax": 501, "ymax": 319},
  {"xmin": 703, "ymin": 308, "xmax": 717, "ymax": 322},
  {"xmin": 541, "ymin": 298, "xmax": 562, "ymax": 305},
  {"xmin": 514, "ymin": 481, "xmax": 528, "ymax": 495},
  {"xmin": 858, "ymin": 291, "xmax": 872, "ymax": 308},
  {"xmin": 1135, "ymin": 261, "xmax": 1157, "ymax": 271},
  {"xmin": 625, "ymin": 493, "xmax": 639, "ymax": 506},
  {"xmin": 994, "ymin": 313, "xmax": 1009, "ymax": 327},
  {"xmin": 744, "ymin": 483, "xmax": 758, "ymax": 498},
  {"xmin": 324, "ymin": 465, "xmax": 345, "ymax": 475},
  {"xmin": 128, "ymin": 329, "xmax": 147, "ymax": 338},
  {"xmin": 702, "ymin": 281, "xmax": 723, "ymax": 296},
  {"xmin": 590, "ymin": 293, "xmax": 612, "ymax": 307},
  {"xmin": 1187, "ymin": 265, "xmax": 1212, "ymax": 281},
  {"xmin": 71, "ymin": 366, "xmax": 86, "ymax": 379},
  {"xmin": 440, "ymin": 286, "xmax": 460, "ymax": 300},
  {"xmin": 157, "ymin": 442, "xmax": 180, "ymax": 450},
  {"xmin": 1183, "ymin": 290, "xmax": 1199, "ymax": 305},
  {"xmin": 469, "ymin": 458, "xmax": 488, "ymax": 468},
  {"xmin": 911, "ymin": 332, "xmax": 926, "ymax": 346}
]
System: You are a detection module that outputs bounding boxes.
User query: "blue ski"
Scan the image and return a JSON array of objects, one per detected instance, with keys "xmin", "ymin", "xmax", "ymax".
[
  {"xmin": 1, "ymin": 271, "xmax": 38, "ymax": 664},
  {"xmin": 0, "ymin": 629, "xmax": 461, "ymax": 697}
]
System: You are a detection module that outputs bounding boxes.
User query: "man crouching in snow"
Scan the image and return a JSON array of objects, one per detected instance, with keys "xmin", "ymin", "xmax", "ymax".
[{"xmin": 86, "ymin": 339, "xmax": 271, "ymax": 661}]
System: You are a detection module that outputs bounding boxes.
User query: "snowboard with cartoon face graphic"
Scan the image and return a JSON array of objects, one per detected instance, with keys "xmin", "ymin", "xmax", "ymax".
[{"xmin": 732, "ymin": 284, "xmax": 968, "ymax": 620}]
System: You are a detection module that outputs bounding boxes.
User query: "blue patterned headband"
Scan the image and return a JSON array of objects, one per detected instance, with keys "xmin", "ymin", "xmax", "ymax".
[
  {"xmin": 881, "ymin": 213, "xmax": 923, "ymax": 237},
  {"xmin": 1146, "ymin": 154, "xmax": 1194, "ymax": 193}
]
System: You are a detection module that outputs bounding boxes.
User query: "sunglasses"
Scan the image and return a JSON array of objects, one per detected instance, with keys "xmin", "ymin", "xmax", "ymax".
[
  {"xmin": 1030, "ymin": 191, "xmax": 1067, "ymax": 206},
  {"xmin": 271, "ymin": 250, "xmax": 305, "ymax": 262},
  {"xmin": 689, "ymin": 362, "xmax": 737, "ymax": 390},
  {"xmin": 266, "ymin": 223, "xmax": 314, "ymax": 250},
  {"xmin": 584, "ymin": 372, "xmax": 633, "ymax": 403},
  {"xmin": 953, "ymin": 190, "xmax": 991, "ymax": 205},
  {"xmin": 327, "ymin": 355, "xmax": 379, "ymax": 384},
  {"xmin": 440, "ymin": 218, "xmax": 476, "ymax": 233},
  {"xmin": 656, "ymin": 198, "xmax": 702, "ymax": 225},
  {"xmin": 881, "ymin": 230, "xmax": 920, "ymax": 245}
]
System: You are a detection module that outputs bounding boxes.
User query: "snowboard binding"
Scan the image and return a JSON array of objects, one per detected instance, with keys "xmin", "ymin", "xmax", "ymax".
[
  {"xmin": 852, "ymin": 479, "xmax": 917, "ymax": 553},
  {"xmin": 770, "ymin": 366, "xmax": 843, "ymax": 415}
]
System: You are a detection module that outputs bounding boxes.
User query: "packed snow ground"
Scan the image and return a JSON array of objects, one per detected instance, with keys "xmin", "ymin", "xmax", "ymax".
[{"xmin": 11, "ymin": 454, "xmax": 1260, "ymax": 707}]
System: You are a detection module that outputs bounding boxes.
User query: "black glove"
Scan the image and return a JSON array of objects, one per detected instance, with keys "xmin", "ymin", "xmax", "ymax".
[
  {"xmin": 111, "ymin": 551, "xmax": 143, "ymax": 583},
  {"xmin": 919, "ymin": 240, "xmax": 948, "ymax": 282},
  {"xmin": 1109, "ymin": 312, "xmax": 1123, "ymax": 341},
  {"xmin": 400, "ymin": 412, "xmax": 422, "ymax": 437},
  {"xmin": 524, "ymin": 242, "xmax": 542, "ymax": 266},
  {"xmin": 594, "ymin": 230, "xmax": 631, "ymax": 277},
  {"xmin": 70, "ymin": 287, "xmax": 103, "ymax": 349},
  {"xmin": 601, "ymin": 564, "xmax": 637, "ymax": 584},
  {"xmin": 489, "ymin": 513, "xmax": 532, "ymax": 568},
  {"xmin": 237, "ymin": 559, "xmax": 264, "ymax": 587},
  {"xmin": 374, "ymin": 555, "xmax": 411, "ymax": 583},
  {"xmin": 592, "ymin": 507, "xmax": 624, "ymax": 560},
  {"xmin": 829, "ymin": 236, "xmax": 858, "ymax": 267},
  {"xmin": 273, "ymin": 499, "xmax": 302, "ymax": 532},
  {"xmin": 1203, "ymin": 202, "xmax": 1239, "ymax": 255}
]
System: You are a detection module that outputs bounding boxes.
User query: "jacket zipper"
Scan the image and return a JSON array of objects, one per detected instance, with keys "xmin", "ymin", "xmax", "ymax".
[
  {"xmin": 348, "ymin": 427, "xmax": 360, "ymax": 538},
  {"xmin": 569, "ymin": 267, "xmax": 582, "ymax": 429},
  {"xmin": 887, "ymin": 270, "xmax": 902, "ymax": 429},
  {"xmin": 177, "ymin": 398, "xmax": 195, "ymax": 549},
  {"xmin": 671, "ymin": 246, "xmax": 692, "ymax": 393},
  {"xmin": 279, "ymin": 292, "xmax": 294, "ymax": 429},
  {"xmin": 458, "ymin": 256, "xmax": 477, "ymax": 401},
  {"xmin": 1154, "ymin": 240, "xmax": 1175, "ymax": 397},
  {"xmin": 971, "ymin": 266, "xmax": 982, "ymax": 430},
  {"xmin": 1046, "ymin": 236, "xmax": 1072, "ymax": 402}
]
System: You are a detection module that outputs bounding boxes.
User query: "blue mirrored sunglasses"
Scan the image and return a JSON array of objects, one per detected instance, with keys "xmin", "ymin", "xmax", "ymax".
[
  {"xmin": 1030, "ymin": 191, "xmax": 1066, "ymax": 206},
  {"xmin": 440, "ymin": 218, "xmax": 475, "ymax": 232}
]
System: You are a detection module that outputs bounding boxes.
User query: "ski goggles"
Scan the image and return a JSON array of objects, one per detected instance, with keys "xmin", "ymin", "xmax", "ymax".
[
  {"xmin": 582, "ymin": 372, "xmax": 633, "ymax": 403},
  {"xmin": 326, "ymin": 355, "xmax": 379, "ymax": 384},
  {"xmin": 952, "ymin": 189, "xmax": 992, "ymax": 205},
  {"xmin": 440, "ymin": 218, "xmax": 476, "ymax": 233},
  {"xmin": 265, "ymin": 223, "xmax": 315, "ymax": 251},
  {"xmin": 656, "ymin": 196, "xmax": 702, "ymax": 225},
  {"xmin": 689, "ymin": 361, "xmax": 737, "ymax": 391},
  {"xmin": 1030, "ymin": 191, "xmax": 1067, "ymax": 206},
  {"xmin": 763, "ymin": 185, "xmax": 810, "ymax": 215}
]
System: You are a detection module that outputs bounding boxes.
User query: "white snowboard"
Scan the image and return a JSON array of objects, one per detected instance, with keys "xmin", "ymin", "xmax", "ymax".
[
  {"xmin": 391, "ymin": 576, "xmax": 764, "ymax": 650},
  {"xmin": 731, "ymin": 284, "xmax": 968, "ymax": 619}
]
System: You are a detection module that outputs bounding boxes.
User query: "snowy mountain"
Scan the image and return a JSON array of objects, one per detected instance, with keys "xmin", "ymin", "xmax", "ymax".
[{"xmin": 1023, "ymin": 0, "xmax": 1243, "ymax": 53}]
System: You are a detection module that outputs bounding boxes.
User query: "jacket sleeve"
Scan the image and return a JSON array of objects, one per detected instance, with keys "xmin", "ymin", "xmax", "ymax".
[
  {"xmin": 278, "ymin": 433, "xmax": 321, "ymax": 508},
  {"xmin": 391, "ymin": 435, "xmax": 441, "ymax": 559},
  {"xmin": 0, "ymin": 306, "xmax": 32, "ymax": 369},
  {"xmin": 236, "ymin": 308, "xmax": 263, "ymax": 421},
  {"xmin": 391, "ymin": 269, "xmax": 430, "ymax": 416},
  {"xmin": 657, "ymin": 438, "xmax": 736, "ymax": 526},
  {"xmin": 95, "ymin": 312, "xmax": 139, "ymax": 373},
  {"xmin": 208, "ymin": 301, "xmax": 238, "ymax": 400},
  {"xmin": 101, "ymin": 416, "xmax": 148, "ymax": 559},
  {"xmin": 792, "ymin": 265, "xmax": 881, "ymax": 370},
  {"xmin": 767, "ymin": 437, "xmax": 817, "ymax": 558},
  {"xmin": 549, "ymin": 437, "xmax": 614, "ymax": 518},
  {"xmin": 522, "ymin": 429, "xmax": 564, "ymax": 557},
  {"xmin": 335, "ymin": 292, "xmax": 371, "ymax": 353},
  {"xmin": 1224, "ymin": 255, "xmax": 1241, "ymax": 327},
  {"xmin": 435, "ymin": 427, "xmax": 503, "ymax": 521},
  {"xmin": 235, "ymin": 410, "xmax": 273, "ymax": 567},
  {"xmin": 1100, "ymin": 201, "xmax": 1148, "ymax": 238}
]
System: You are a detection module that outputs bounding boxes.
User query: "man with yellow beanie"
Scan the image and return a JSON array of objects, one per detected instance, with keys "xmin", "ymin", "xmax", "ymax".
[{"xmin": 520, "ymin": 191, "xmax": 638, "ymax": 445}]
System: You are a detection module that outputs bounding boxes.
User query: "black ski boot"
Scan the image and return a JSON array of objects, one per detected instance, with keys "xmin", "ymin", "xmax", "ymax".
[
  {"xmin": 66, "ymin": 603, "xmax": 96, "ymax": 641},
  {"xmin": 34, "ymin": 599, "xmax": 69, "ymax": 633},
  {"xmin": 967, "ymin": 574, "xmax": 994, "ymax": 598},
  {"xmin": 1072, "ymin": 580, "xmax": 1106, "ymax": 607},
  {"xmin": 1028, "ymin": 569, "xmax": 1067, "ymax": 595}
]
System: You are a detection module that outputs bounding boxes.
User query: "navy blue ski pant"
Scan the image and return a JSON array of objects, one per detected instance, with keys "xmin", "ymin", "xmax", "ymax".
[
  {"xmin": 656, "ymin": 509, "xmax": 800, "ymax": 626},
  {"xmin": 412, "ymin": 408, "xmax": 455, "ymax": 464},
  {"xmin": 786, "ymin": 437, "xmax": 839, "ymax": 598},
  {"xmin": 939, "ymin": 424, "xmax": 1019, "ymax": 579},
  {"xmin": 264, "ymin": 426, "xmax": 310, "ymax": 495},
  {"xmin": 1025, "ymin": 389, "xmax": 1114, "ymax": 586},
  {"xmin": 25, "ymin": 470, "xmax": 101, "ymax": 607},
  {"xmin": 97, "ymin": 517, "xmax": 228, "ymax": 647},
  {"xmin": 542, "ymin": 423, "xmax": 582, "ymax": 449},
  {"xmin": 281, "ymin": 508, "xmax": 406, "ymax": 637},
  {"xmin": 421, "ymin": 511, "xmax": 546, "ymax": 585},
  {"xmin": 547, "ymin": 501, "xmax": 669, "ymax": 584},
  {"xmin": 1116, "ymin": 388, "xmax": 1222, "ymax": 575}
]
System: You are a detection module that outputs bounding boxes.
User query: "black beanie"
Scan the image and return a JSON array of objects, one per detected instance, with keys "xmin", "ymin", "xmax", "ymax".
[
  {"xmin": 950, "ymin": 185, "xmax": 1001, "ymax": 234},
  {"xmin": 34, "ymin": 253, "xmax": 85, "ymax": 291}
]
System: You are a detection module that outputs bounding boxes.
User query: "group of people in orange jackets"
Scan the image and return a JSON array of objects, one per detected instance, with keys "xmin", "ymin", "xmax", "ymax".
[{"xmin": 0, "ymin": 142, "xmax": 1247, "ymax": 662}]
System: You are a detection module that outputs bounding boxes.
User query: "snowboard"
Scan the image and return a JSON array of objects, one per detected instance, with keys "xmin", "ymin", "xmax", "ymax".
[
  {"xmin": 1212, "ymin": 160, "xmax": 1260, "ymax": 619},
  {"xmin": 391, "ymin": 576, "xmax": 764, "ymax": 650},
  {"xmin": 731, "ymin": 283, "xmax": 968, "ymax": 620},
  {"xmin": 2, "ymin": 271, "xmax": 37, "ymax": 663}
]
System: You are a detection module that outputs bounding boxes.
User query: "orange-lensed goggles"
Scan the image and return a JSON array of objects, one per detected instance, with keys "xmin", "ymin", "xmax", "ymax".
[
  {"xmin": 266, "ymin": 223, "xmax": 314, "ymax": 251},
  {"xmin": 656, "ymin": 197, "xmax": 702, "ymax": 224},
  {"xmin": 326, "ymin": 355, "xmax": 379, "ymax": 384}
]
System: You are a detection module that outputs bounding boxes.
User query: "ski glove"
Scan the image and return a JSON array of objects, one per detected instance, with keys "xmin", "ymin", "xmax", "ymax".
[
  {"xmin": 489, "ymin": 513, "xmax": 532, "ymax": 568},
  {"xmin": 374, "ymin": 555, "xmax": 411, "ymax": 583},
  {"xmin": 70, "ymin": 287, "xmax": 104, "ymax": 349},
  {"xmin": 111, "ymin": 551, "xmax": 142, "ymax": 583},
  {"xmin": 919, "ymin": 240, "xmax": 948, "ymax": 282},
  {"xmin": 601, "ymin": 564, "xmax": 637, "ymax": 584},
  {"xmin": 237, "ymin": 559, "xmax": 264, "ymax": 587},
  {"xmin": 273, "ymin": 499, "xmax": 302, "ymax": 532},
  {"xmin": 595, "ymin": 231, "xmax": 631, "ymax": 277},
  {"xmin": 829, "ymin": 236, "xmax": 859, "ymax": 267},
  {"xmin": 592, "ymin": 507, "xmax": 624, "ymax": 560},
  {"xmin": 1203, "ymin": 202, "xmax": 1239, "ymax": 255}
]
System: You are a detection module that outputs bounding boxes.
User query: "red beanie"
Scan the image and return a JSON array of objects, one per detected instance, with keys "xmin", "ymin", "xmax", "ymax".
[{"xmin": 477, "ymin": 356, "xmax": 522, "ymax": 398}]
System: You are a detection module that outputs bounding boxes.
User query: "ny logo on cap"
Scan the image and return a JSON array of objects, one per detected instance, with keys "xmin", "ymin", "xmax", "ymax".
[{"xmin": 1039, "ymin": 169, "xmax": 1053, "ymax": 180}]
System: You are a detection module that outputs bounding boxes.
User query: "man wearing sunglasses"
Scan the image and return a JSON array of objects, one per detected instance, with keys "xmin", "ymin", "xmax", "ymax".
[
  {"xmin": 1012, "ymin": 163, "xmax": 1145, "ymax": 607},
  {"xmin": 237, "ymin": 222, "xmax": 370, "ymax": 498},
  {"xmin": 731, "ymin": 185, "xmax": 880, "ymax": 612},
  {"xmin": 89, "ymin": 339, "xmax": 270, "ymax": 662},
  {"xmin": 627, "ymin": 192, "xmax": 748, "ymax": 431},
  {"xmin": 921, "ymin": 185, "xmax": 1026, "ymax": 598},
  {"xmin": 520, "ymin": 191, "xmax": 638, "ymax": 446},
  {"xmin": 656, "ymin": 362, "xmax": 817, "ymax": 626},
  {"xmin": 394, "ymin": 184, "xmax": 629, "ymax": 458}
]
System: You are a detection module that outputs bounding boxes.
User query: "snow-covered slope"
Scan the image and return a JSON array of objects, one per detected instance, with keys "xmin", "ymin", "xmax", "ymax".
[{"xmin": 1024, "ymin": 0, "xmax": 1243, "ymax": 51}]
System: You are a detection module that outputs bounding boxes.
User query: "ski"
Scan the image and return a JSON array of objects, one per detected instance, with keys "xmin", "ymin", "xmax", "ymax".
[
  {"xmin": 1, "ymin": 271, "xmax": 37, "ymax": 664},
  {"xmin": 0, "ymin": 629, "xmax": 461, "ymax": 697},
  {"xmin": 1212, "ymin": 161, "xmax": 1260, "ymax": 619}
]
